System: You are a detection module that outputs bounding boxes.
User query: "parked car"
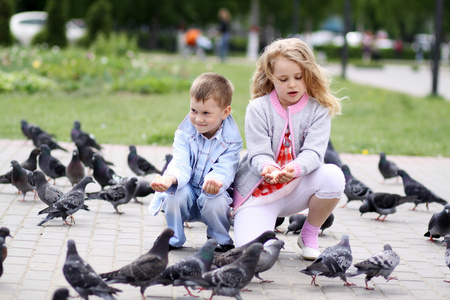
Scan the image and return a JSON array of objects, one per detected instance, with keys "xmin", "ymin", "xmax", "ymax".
[{"xmin": 10, "ymin": 11, "xmax": 86, "ymax": 46}]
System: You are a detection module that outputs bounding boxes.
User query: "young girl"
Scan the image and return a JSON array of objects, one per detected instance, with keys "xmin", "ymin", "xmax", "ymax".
[{"xmin": 232, "ymin": 38, "xmax": 345, "ymax": 260}]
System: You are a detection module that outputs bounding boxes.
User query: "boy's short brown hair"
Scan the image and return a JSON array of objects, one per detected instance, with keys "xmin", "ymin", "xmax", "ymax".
[{"xmin": 190, "ymin": 72, "xmax": 234, "ymax": 108}]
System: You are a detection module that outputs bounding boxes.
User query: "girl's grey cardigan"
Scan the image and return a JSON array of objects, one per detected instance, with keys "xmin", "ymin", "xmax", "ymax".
[{"xmin": 232, "ymin": 90, "xmax": 331, "ymax": 210}]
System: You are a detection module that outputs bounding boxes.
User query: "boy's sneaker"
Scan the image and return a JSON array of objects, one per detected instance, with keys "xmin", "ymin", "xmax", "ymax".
[{"xmin": 215, "ymin": 244, "xmax": 235, "ymax": 252}]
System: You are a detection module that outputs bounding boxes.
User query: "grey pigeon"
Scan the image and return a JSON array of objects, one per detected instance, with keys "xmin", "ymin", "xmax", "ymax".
[
  {"xmin": 63, "ymin": 239, "xmax": 121, "ymax": 300},
  {"xmin": 0, "ymin": 237, "xmax": 5, "ymax": 278},
  {"xmin": 360, "ymin": 192, "xmax": 417, "ymax": 221},
  {"xmin": 38, "ymin": 144, "xmax": 66, "ymax": 184},
  {"xmin": 444, "ymin": 235, "xmax": 450, "ymax": 283},
  {"xmin": 0, "ymin": 148, "xmax": 40, "ymax": 184},
  {"xmin": 254, "ymin": 239, "xmax": 285, "ymax": 282},
  {"xmin": 286, "ymin": 213, "xmax": 334, "ymax": 235},
  {"xmin": 75, "ymin": 141, "xmax": 113, "ymax": 170},
  {"xmin": 21, "ymin": 119, "xmax": 34, "ymax": 139},
  {"xmin": 213, "ymin": 230, "xmax": 277, "ymax": 267},
  {"xmin": 300, "ymin": 234, "xmax": 354, "ymax": 286},
  {"xmin": 37, "ymin": 176, "xmax": 94, "ymax": 226},
  {"xmin": 341, "ymin": 164, "xmax": 373, "ymax": 207},
  {"xmin": 31, "ymin": 170, "xmax": 63, "ymax": 206},
  {"xmin": 29, "ymin": 125, "xmax": 67, "ymax": 152},
  {"xmin": 378, "ymin": 152, "xmax": 400, "ymax": 182},
  {"xmin": 347, "ymin": 244, "xmax": 400, "ymax": 290},
  {"xmin": 324, "ymin": 140, "xmax": 343, "ymax": 167},
  {"xmin": 127, "ymin": 145, "xmax": 162, "ymax": 176},
  {"xmin": 66, "ymin": 149, "xmax": 85, "ymax": 186},
  {"xmin": 85, "ymin": 177, "xmax": 138, "ymax": 214},
  {"xmin": 0, "ymin": 227, "xmax": 12, "ymax": 240},
  {"xmin": 286, "ymin": 214, "xmax": 307, "ymax": 234},
  {"xmin": 71, "ymin": 120, "xmax": 102, "ymax": 150},
  {"xmin": 52, "ymin": 288, "xmax": 70, "ymax": 300},
  {"xmin": 177, "ymin": 243, "xmax": 264, "ymax": 300},
  {"xmin": 11, "ymin": 160, "xmax": 35, "ymax": 201},
  {"xmin": 397, "ymin": 169, "xmax": 448, "ymax": 210},
  {"xmin": 162, "ymin": 154, "xmax": 173, "ymax": 173},
  {"xmin": 274, "ymin": 217, "xmax": 285, "ymax": 233},
  {"xmin": 92, "ymin": 153, "xmax": 118, "ymax": 190},
  {"xmin": 424, "ymin": 204, "xmax": 450, "ymax": 241},
  {"xmin": 150, "ymin": 239, "xmax": 219, "ymax": 296},
  {"xmin": 132, "ymin": 178, "xmax": 154, "ymax": 204},
  {"xmin": 100, "ymin": 228, "xmax": 174, "ymax": 300}
]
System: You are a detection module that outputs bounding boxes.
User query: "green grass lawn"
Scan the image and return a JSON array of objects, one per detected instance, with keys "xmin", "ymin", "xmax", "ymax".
[{"xmin": 1, "ymin": 55, "xmax": 449, "ymax": 157}]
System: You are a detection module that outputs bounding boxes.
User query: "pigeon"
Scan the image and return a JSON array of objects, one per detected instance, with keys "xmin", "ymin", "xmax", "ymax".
[
  {"xmin": 92, "ymin": 153, "xmax": 118, "ymax": 190},
  {"xmin": 150, "ymin": 239, "xmax": 219, "ymax": 296},
  {"xmin": 0, "ymin": 227, "xmax": 12, "ymax": 241},
  {"xmin": 286, "ymin": 213, "xmax": 333, "ymax": 235},
  {"xmin": 21, "ymin": 119, "xmax": 35, "ymax": 139},
  {"xmin": 127, "ymin": 145, "xmax": 162, "ymax": 176},
  {"xmin": 52, "ymin": 288, "xmax": 71, "ymax": 300},
  {"xmin": 75, "ymin": 142, "xmax": 114, "ymax": 170},
  {"xmin": 397, "ymin": 169, "xmax": 448, "ymax": 210},
  {"xmin": 162, "ymin": 154, "xmax": 173, "ymax": 173},
  {"xmin": 360, "ymin": 192, "xmax": 417, "ymax": 221},
  {"xmin": 71, "ymin": 120, "xmax": 102, "ymax": 150},
  {"xmin": 286, "ymin": 214, "xmax": 307, "ymax": 234},
  {"xmin": 424, "ymin": 204, "xmax": 450, "ymax": 241},
  {"xmin": 132, "ymin": 178, "xmax": 155, "ymax": 204},
  {"xmin": 37, "ymin": 176, "xmax": 94, "ymax": 226},
  {"xmin": 100, "ymin": 228, "xmax": 174, "ymax": 300},
  {"xmin": 31, "ymin": 170, "xmax": 63, "ymax": 206},
  {"xmin": 444, "ymin": 235, "xmax": 450, "ymax": 283},
  {"xmin": 38, "ymin": 144, "xmax": 67, "ymax": 184},
  {"xmin": 176, "ymin": 243, "xmax": 264, "ymax": 300},
  {"xmin": 320, "ymin": 213, "xmax": 334, "ymax": 235},
  {"xmin": 254, "ymin": 239, "xmax": 285, "ymax": 283},
  {"xmin": 11, "ymin": 160, "xmax": 35, "ymax": 201},
  {"xmin": 300, "ymin": 234, "xmax": 354, "ymax": 286},
  {"xmin": 378, "ymin": 152, "xmax": 400, "ymax": 183},
  {"xmin": 29, "ymin": 125, "xmax": 67, "ymax": 152},
  {"xmin": 0, "ymin": 237, "xmax": 5, "ymax": 278},
  {"xmin": 274, "ymin": 217, "xmax": 285, "ymax": 233},
  {"xmin": 347, "ymin": 244, "xmax": 400, "ymax": 290},
  {"xmin": 0, "ymin": 147, "xmax": 40, "ymax": 184},
  {"xmin": 85, "ymin": 177, "xmax": 138, "ymax": 214},
  {"xmin": 324, "ymin": 140, "xmax": 343, "ymax": 167},
  {"xmin": 63, "ymin": 239, "xmax": 122, "ymax": 300},
  {"xmin": 341, "ymin": 164, "xmax": 373, "ymax": 207},
  {"xmin": 66, "ymin": 149, "xmax": 85, "ymax": 186},
  {"xmin": 213, "ymin": 230, "xmax": 277, "ymax": 267}
]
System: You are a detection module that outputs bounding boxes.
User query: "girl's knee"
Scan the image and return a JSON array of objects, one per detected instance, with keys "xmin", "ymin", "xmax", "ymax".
[{"xmin": 316, "ymin": 164, "xmax": 345, "ymax": 198}]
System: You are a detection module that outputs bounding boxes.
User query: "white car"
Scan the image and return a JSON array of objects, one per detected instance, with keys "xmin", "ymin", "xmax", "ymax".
[{"xmin": 10, "ymin": 11, "xmax": 86, "ymax": 46}]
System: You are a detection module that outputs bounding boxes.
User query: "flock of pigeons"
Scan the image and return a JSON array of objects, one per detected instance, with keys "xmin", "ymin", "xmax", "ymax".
[{"xmin": 0, "ymin": 121, "xmax": 450, "ymax": 299}]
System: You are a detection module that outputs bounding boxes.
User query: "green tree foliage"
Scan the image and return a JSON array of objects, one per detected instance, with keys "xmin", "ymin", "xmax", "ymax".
[
  {"xmin": 32, "ymin": 0, "xmax": 68, "ymax": 47},
  {"xmin": 81, "ymin": 0, "xmax": 113, "ymax": 46},
  {"xmin": 0, "ymin": 0, "xmax": 14, "ymax": 46}
]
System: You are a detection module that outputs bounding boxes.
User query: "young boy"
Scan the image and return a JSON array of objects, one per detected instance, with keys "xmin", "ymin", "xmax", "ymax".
[{"xmin": 149, "ymin": 72, "xmax": 243, "ymax": 252}]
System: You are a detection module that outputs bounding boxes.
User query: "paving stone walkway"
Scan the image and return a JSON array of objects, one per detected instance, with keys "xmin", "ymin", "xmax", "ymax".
[{"xmin": 0, "ymin": 139, "xmax": 449, "ymax": 300}]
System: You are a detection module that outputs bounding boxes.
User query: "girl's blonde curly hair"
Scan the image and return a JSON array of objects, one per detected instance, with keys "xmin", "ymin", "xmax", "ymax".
[{"xmin": 251, "ymin": 38, "xmax": 342, "ymax": 117}]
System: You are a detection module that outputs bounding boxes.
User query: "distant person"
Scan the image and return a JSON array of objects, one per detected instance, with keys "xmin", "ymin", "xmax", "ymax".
[
  {"xmin": 217, "ymin": 8, "xmax": 231, "ymax": 62},
  {"xmin": 394, "ymin": 39, "xmax": 403, "ymax": 59},
  {"xmin": 183, "ymin": 28, "xmax": 212, "ymax": 60},
  {"xmin": 149, "ymin": 73, "xmax": 243, "ymax": 252},
  {"xmin": 362, "ymin": 31, "xmax": 373, "ymax": 63},
  {"xmin": 231, "ymin": 38, "xmax": 345, "ymax": 261}
]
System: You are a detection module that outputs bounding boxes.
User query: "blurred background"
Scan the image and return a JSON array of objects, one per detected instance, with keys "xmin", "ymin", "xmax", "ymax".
[{"xmin": 1, "ymin": 0, "xmax": 449, "ymax": 157}]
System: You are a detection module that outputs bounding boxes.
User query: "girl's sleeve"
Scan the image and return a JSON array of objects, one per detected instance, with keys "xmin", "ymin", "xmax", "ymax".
[
  {"xmin": 289, "ymin": 105, "xmax": 330, "ymax": 177},
  {"xmin": 245, "ymin": 103, "xmax": 279, "ymax": 175}
]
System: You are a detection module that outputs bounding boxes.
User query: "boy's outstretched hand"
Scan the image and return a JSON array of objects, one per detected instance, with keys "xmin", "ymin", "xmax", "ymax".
[
  {"xmin": 203, "ymin": 178, "xmax": 223, "ymax": 195},
  {"xmin": 151, "ymin": 175, "xmax": 177, "ymax": 192}
]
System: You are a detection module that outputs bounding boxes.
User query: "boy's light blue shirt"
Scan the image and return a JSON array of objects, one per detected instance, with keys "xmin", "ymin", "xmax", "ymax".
[{"xmin": 148, "ymin": 113, "xmax": 243, "ymax": 215}]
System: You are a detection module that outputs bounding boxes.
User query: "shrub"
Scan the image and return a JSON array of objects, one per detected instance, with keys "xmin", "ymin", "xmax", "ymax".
[
  {"xmin": 90, "ymin": 32, "xmax": 138, "ymax": 56},
  {"xmin": 82, "ymin": 0, "xmax": 113, "ymax": 47},
  {"xmin": 0, "ymin": 0, "xmax": 14, "ymax": 46},
  {"xmin": 32, "ymin": 0, "xmax": 68, "ymax": 48}
]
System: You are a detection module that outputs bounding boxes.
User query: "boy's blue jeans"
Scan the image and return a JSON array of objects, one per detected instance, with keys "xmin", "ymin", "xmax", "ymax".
[{"xmin": 162, "ymin": 184, "xmax": 233, "ymax": 247}]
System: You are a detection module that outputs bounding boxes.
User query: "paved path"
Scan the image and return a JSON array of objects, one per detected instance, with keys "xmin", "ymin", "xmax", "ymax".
[
  {"xmin": 326, "ymin": 63, "xmax": 450, "ymax": 101},
  {"xmin": 0, "ymin": 139, "xmax": 449, "ymax": 299}
]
